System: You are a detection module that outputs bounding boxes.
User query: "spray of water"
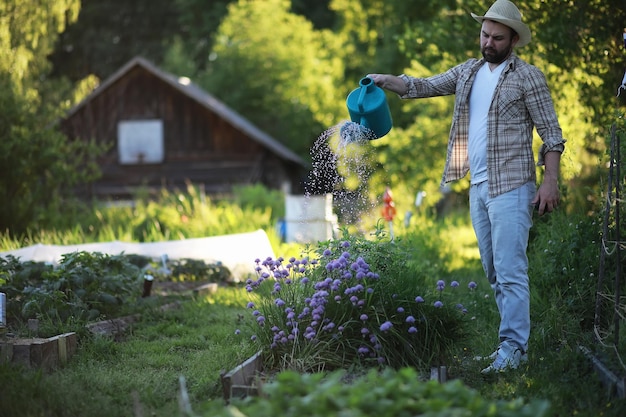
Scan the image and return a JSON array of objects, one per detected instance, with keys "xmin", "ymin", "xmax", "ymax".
[{"xmin": 306, "ymin": 120, "xmax": 378, "ymax": 225}]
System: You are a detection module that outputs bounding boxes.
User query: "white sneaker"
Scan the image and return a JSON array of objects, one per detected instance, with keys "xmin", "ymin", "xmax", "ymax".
[
  {"xmin": 474, "ymin": 349, "xmax": 528, "ymax": 363},
  {"xmin": 480, "ymin": 345, "xmax": 526, "ymax": 374}
]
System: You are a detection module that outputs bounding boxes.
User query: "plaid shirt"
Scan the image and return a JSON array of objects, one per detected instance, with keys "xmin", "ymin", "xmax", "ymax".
[{"xmin": 399, "ymin": 54, "xmax": 565, "ymax": 197}]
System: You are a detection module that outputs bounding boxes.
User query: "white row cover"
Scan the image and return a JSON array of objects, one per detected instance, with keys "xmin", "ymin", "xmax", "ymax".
[{"xmin": 0, "ymin": 229, "xmax": 275, "ymax": 281}]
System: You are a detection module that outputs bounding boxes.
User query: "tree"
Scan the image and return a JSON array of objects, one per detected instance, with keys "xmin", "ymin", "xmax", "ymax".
[
  {"xmin": 49, "ymin": 0, "xmax": 183, "ymax": 81},
  {"xmin": 0, "ymin": 0, "xmax": 102, "ymax": 234},
  {"xmin": 194, "ymin": 0, "xmax": 347, "ymax": 159}
]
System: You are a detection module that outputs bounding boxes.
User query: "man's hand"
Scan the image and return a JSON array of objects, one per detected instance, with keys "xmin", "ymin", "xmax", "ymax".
[{"xmin": 532, "ymin": 151, "xmax": 561, "ymax": 215}]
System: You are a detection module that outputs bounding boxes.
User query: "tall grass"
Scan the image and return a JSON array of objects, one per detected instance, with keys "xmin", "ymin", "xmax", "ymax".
[{"xmin": 0, "ymin": 184, "xmax": 300, "ymax": 259}]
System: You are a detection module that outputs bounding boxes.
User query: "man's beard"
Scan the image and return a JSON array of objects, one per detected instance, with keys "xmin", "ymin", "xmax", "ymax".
[{"xmin": 481, "ymin": 45, "xmax": 512, "ymax": 64}]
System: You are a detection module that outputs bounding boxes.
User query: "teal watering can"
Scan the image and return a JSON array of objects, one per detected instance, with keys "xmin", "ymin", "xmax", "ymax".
[{"xmin": 346, "ymin": 76, "xmax": 393, "ymax": 139}]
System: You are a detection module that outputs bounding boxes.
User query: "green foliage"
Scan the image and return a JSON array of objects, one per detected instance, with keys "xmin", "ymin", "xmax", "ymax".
[
  {"xmin": 213, "ymin": 367, "xmax": 550, "ymax": 417},
  {"xmin": 0, "ymin": 208, "xmax": 624, "ymax": 417},
  {"xmin": 241, "ymin": 230, "xmax": 469, "ymax": 373},
  {"xmin": 0, "ymin": 0, "xmax": 105, "ymax": 234},
  {"xmin": 528, "ymin": 212, "xmax": 601, "ymax": 343},
  {"xmin": 232, "ymin": 183, "xmax": 286, "ymax": 220},
  {"xmin": 197, "ymin": 0, "xmax": 346, "ymax": 159},
  {"xmin": 0, "ymin": 252, "xmax": 143, "ymax": 330},
  {"xmin": 86, "ymin": 184, "xmax": 276, "ymax": 242},
  {"xmin": 168, "ymin": 258, "xmax": 232, "ymax": 284}
]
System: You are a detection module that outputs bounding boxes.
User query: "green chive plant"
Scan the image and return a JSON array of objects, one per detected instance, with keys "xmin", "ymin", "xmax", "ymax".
[{"xmin": 239, "ymin": 231, "xmax": 472, "ymax": 374}]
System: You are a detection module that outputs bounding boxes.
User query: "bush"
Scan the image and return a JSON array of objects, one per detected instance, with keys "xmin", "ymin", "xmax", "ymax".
[{"xmin": 239, "ymin": 230, "xmax": 471, "ymax": 373}]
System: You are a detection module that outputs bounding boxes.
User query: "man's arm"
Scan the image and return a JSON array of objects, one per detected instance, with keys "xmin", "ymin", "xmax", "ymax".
[{"xmin": 367, "ymin": 74, "xmax": 407, "ymax": 95}]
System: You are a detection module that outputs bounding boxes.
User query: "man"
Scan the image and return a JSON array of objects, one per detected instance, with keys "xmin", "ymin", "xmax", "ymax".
[{"xmin": 369, "ymin": 0, "xmax": 565, "ymax": 373}]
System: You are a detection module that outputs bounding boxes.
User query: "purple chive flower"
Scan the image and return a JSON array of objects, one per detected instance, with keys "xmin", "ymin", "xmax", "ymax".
[
  {"xmin": 256, "ymin": 316, "xmax": 266, "ymax": 324},
  {"xmin": 235, "ymin": 329, "xmax": 241, "ymax": 335},
  {"xmin": 434, "ymin": 301, "xmax": 443, "ymax": 308},
  {"xmin": 360, "ymin": 314, "xmax": 369, "ymax": 321},
  {"xmin": 380, "ymin": 321, "xmax": 393, "ymax": 332},
  {"xmin": 415, "ymin": 296, "xmax": 425, "ymax": 303},
  {"xmin": 301, "ymin": 277, "xmax": 309, "ymax": 284},
  {"xmin": 406, "ymin": 315, "xmax": 416, "ymax": 324},
  {"xmin": 323, "ymin": 249, "xmax": 332, "ymax": 256},
  {"xmin": 377, "ymin": 357, "xmax": 386, "ymax": 365},
  {"xmin": 361, "ymin": 327, "xmax": 370, "ymax": 335},
  {"xmin": 468, "ymin": 281, "xmax": 477, "ymax": 289},
  {"xmin": 250, "ymin": 335, "xmax": 257, "ymax": 341},
  {"xmin": 397, "ymin": 307, "xmax": 405, "ymax": 313},
  {"xmin": 408, "ymin": 326, "xmax": 418, "ymax": 334},
  {"xmin": 451, "ymin": 281, "xmax": 460, "ymax": 288},
  {"xmin": 246, "ymin": 302, "xmax": 255, "ymax": 309},
  {"xmin": 341, "ymin": 241, "xmax": 351, "ymax": 248}
]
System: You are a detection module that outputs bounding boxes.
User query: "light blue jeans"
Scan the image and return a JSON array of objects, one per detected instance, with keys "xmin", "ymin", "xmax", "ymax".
[{"xmin": 469, "ymin": 181, "xmax": 536, "ymax": 353}]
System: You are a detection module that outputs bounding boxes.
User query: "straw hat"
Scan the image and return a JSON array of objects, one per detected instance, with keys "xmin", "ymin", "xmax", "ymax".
[{"xmin": 471, "ymin": 0, "xmax": 531, "ymax": 47}]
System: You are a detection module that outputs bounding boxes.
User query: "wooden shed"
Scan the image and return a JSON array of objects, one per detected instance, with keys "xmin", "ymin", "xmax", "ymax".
[{"xmin": 60, "ymin": 56, "xmax": 308, "ymax": 200}]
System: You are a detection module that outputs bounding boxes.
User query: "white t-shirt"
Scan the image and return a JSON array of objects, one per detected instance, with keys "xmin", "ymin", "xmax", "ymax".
[{"xmin": 468, "ymin": 61, "xmax": 505, "ymax": 185}]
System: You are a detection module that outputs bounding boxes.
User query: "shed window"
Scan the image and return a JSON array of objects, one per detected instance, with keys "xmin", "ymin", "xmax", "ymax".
[{"xmin": 118, "ymin": 119, "xmax": 164, "ymax": 164}]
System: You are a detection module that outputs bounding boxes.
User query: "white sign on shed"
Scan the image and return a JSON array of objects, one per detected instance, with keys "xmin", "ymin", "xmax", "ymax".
[{"xmin": 118, "ymin": 119, "xmax": 164, "ymax": 164}]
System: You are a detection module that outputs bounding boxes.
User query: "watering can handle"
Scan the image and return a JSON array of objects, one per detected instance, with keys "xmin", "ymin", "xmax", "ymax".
[
  {"xmin": 357, "ymin": 83, "xmax": 367, "ymax": 113},
  {"xmin": 357, "ymin": 76, "xmax": 375, "ymax": 113}
]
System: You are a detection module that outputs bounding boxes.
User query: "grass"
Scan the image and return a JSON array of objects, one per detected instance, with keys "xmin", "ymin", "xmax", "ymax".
[
  {"xmin": 0, "ymin": 287, "xmax": 256, "ymax": 417},
  {"xmin": 3, "ymin": 264, "xmax": 620, "ymax": 417}
]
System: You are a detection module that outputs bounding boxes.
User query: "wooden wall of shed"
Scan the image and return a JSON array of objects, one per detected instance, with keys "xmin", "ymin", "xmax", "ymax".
[{"xmin": 61, "ymin": 66, "xmax": 303, "ymax": 199}]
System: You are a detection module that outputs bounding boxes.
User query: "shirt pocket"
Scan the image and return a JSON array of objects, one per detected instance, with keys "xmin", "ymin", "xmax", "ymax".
[{"xmin": 496, "ymin": 88, "xmax": 524, "ymax": 120}]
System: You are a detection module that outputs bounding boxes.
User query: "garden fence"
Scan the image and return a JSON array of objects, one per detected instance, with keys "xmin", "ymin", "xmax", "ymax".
[{"xmin": 592, "ymin": 120, "xmax": 626, "ymax": 398}]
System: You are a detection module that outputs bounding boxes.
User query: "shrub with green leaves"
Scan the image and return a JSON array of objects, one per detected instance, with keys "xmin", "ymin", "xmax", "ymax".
[
  {"xmin": 239, "ymin": 232, "xmax": 470, "ymax": 373},
  {"xmin": 211, "ymin": 367, "xmax": 550, "ymax": 417}
]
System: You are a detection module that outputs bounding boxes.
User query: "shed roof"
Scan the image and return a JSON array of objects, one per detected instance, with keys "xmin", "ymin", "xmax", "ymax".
[{"xmin": 64, "ymin": 56, "xmax": 308, "ymax": 168}]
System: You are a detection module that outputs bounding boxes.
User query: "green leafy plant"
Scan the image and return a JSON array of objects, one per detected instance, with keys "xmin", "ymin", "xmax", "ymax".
[
  {"xmin": 211, "ymin": 367, "xmax": 550, "ymax": 417},
  {"xmin": 1, "ymin": 252, "xmax": 143, "ymax": 330}
]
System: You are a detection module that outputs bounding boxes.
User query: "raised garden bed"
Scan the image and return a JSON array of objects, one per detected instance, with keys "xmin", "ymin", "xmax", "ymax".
[
  {"xmin": 221, "ymin": 350, "xmax": 264, "ymax": 402},
  {"xmin": 219, "ymin": 351, "xmax": 449, "ymax": 402},
  {"xmin": 0, "ymin": 332, "xmax": 77, "ymax": 371}
]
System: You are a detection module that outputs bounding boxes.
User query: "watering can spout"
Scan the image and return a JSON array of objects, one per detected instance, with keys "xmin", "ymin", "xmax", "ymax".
[{"xmin": 346, "ymin": 76, "xmax": 392, "ymax": 140}]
